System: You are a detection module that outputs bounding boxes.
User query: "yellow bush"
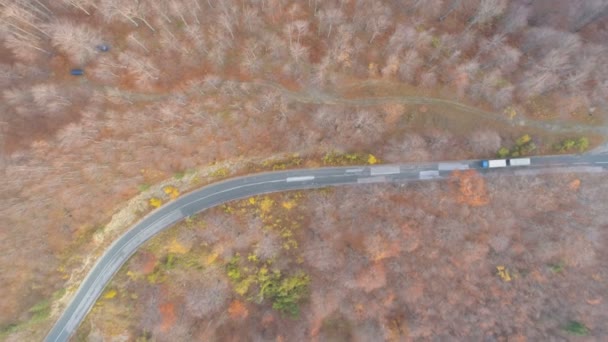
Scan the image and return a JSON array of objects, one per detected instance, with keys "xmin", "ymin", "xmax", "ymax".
[
  {"xmin": 282, "ymin": 201, "xmax": 296, "ymax": 210},
  {"xmin": 205, "ymin": 252, "xmax": 219, "ymax": 265},
  {"xmin": 367, "ymin": 154, "xmax": 378, "ymax": 165},
  {"xmin": 259, "ymin": 197, "xmax": 274, "ymax": 213},
  {"xmin": 163, "ymin": 186, "xmax": 180, "ymax": 199},
  {"xmin": 103, "ymin": 289, "xmax": 117, "ymax": 299},
  {"xmin": 149, "ymin": 197, "xmax": 163, "ymax": 208},
  {"xmin": 167, "ymin": 239, "xmax": 188, "ymax": 254},
  {"xmin": 496, "ymin": 266, "xmax": 512, "ymax": 282}
]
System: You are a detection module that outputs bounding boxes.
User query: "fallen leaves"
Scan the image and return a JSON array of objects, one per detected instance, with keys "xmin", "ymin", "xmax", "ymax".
[
  {"xmin": 450, "ymin": 170, "xmax": 489, "ymax": 207},
  {"xmin": 228, "ymin": 300, "xmax": 249, "ymax": 319},
  {"xmin": 159, "ymin": 302, "xmax": 176, "ymax": 332},
  {"xmin": 167, "ymin": 239, "xmax": 189, "ymax": 254},
  {"xmin": 569, "ymin": 179, "xmax": 581, "ymax": 191}
]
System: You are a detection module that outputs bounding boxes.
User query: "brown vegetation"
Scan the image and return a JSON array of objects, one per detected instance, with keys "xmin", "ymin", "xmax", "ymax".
[
  {"xmin": 77, "ymin": 172, "xmax": 608, "ymax": 340},
  {"xmin": 450, "ymin": 169, "xmax": 490, "ymax": 207},
  {"xmin": 0, "ymin": 0, "xmax": 607, "ymax": 340}
]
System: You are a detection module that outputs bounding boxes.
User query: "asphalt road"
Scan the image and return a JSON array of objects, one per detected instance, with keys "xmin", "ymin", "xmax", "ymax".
[{"xmin": 45, "ymin": 154, "xmax": 608, "ymax": 342}]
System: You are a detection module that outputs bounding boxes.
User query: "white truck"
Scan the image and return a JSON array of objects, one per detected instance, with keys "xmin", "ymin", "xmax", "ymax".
[
  {"xmin": 481, "ymin": 158, "xmax": 531, "ymax": 168},
  {"xmin": 508, "ymin": 158, "xmax": 531, "ymax": 166},
  {"xmin": 481, "ymin": 159, "xmax": 507, "ymax": 168}
]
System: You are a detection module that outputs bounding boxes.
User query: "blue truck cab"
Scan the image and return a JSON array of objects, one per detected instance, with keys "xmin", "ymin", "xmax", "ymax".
[{"xmin": 481, "ymin": 160, "xmax": 489, "ymax": 168}]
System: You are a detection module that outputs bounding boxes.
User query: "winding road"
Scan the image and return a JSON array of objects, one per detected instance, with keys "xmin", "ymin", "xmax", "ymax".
[{"xmin": 45, "ymin": 154, "xmax": 608, "ymax": 341}]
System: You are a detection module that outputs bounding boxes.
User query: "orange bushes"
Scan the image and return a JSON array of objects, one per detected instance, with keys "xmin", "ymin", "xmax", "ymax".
[
  {"xmin": 450, "ymin": 169, "xmax": 489, "ymax": 207},
  {"xmin": 159, "ymin": 302, "xmax": 176, "ymax": 332}
]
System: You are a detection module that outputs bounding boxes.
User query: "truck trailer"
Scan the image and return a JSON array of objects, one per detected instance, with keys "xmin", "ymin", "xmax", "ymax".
[
  {"xmin": 481, "ymin": 159, "xmax": 507, "ymax": 168},
  {"xmin": 481, "ymin": 158, "xmax": 531, "ymax": 168},
  {"xmin": 508, "ymin": 158, "xmax": 531, "ymax": 166}
]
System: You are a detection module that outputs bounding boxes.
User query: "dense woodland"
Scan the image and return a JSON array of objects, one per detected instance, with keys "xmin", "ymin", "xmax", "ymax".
[
  {"xmin": 79, "ymin": 172, "xmax": 608, "ymax": 340},
  {"xmin": 1, "ymin": 0, "xmax": 607, "ymax": 340}
]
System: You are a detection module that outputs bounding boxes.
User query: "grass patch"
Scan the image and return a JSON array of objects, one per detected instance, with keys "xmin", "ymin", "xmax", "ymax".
[
  {"xmin": 548, "ymin": 261, "xmax": 565, "ymax": 273},
  {"xmin": 28, "ymin": 298, "xmax": 51, "ymax": 323},
  {"xmin": 261, "ymin": 154, "xmax": 303, "ymax": 170},
  {"xmin": 137, "ymin": 183, "xmax": 151, "ymax": 192},
  {"xmin": 322, "ymin": 151, "xmax": 379, "ymax": 166},
  {"xmin": 563, "ymin": 321, "xmax": 589, "ymax": 336}
]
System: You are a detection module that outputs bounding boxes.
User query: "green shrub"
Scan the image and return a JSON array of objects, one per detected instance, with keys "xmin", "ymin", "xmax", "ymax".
[
  {"xmin": 225, "ymin": 254, "xmax": 310, "ymax": 317},
  {"xmin": 497, "ymin": 135, "xmax": 536, "ymax": 158},
  {"xmin": 548, "ymin": 261, "xmax": 565, "ymax": 273},
  {"xmin": 554, "ymin": 137, "xmax": 590, "ymax": 153},
  {"xmin": 226, "ymin": 254, "xmax": 242, "ymax": 281},
  {"xmin": 497, "ymin": 147, "xmax": 510, "ymax": 158},
  {"xmin": 516, "ymin": 134, "xmax": 531, "ymax": 146},
  {"xmin": 269, "ymin": 273, "xmax": 310, "ymax": 317},
  {"xmin": 563, "ymin": 321, "xmax": 589, "ymax": 336}
]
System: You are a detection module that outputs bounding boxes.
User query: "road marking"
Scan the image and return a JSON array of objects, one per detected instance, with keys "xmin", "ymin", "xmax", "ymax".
[
  {"xmin": 515, "ymin": 166, "xmax": 604, "ymax": 175},
  {"xmin": 49, "ymin": 157, "xmax": 608, "ymax": 341},
  {"xmin": 286, "ymin": 176, "xmax": 315, "ymax": 182},
  {"xmin": 573, "ymin": 162, "xmax": 586, "ymax": 165},
  {"xmin": 370, "ymin": 166, "xmax": 400, "ymax": 175},
  {"xmin": 438, "ymin": 163, "xmax": 469, "ymax": 171},
  {"xmin": 419, "ymin": 170, "xmax": 440, "ymax": 179},
  {"xmin": 357, "ymin": 176, "xmax": 386, "ymax": 183},
  {"xmin": 345, "ymin": 168, "xmax": 364, "ymax": 173}
]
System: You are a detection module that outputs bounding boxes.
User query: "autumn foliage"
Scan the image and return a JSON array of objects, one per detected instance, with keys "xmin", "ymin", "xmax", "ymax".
[
  {"xmin": 159, "ymin": 302, "xmax": 176, "ymax": 332},
  {"xmin": 450, "ymin": 170, "xmax": 489, "ymax": 207},
  {"xmin": 228, "ymin": 300, "xmax": 249, "ymax": 320}
]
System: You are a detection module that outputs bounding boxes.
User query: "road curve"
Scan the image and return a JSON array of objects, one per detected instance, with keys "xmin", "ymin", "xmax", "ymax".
[{"xmin": 46, "ymin": 154, "xmax": 608, "ymax": 342}]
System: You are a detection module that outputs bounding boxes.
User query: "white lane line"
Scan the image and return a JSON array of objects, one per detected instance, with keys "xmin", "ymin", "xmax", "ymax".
[
  {"xmin": 438, "ymin": 163, "xmax": 469, "ymax": 171},
  {"xmin": 286, "ymin": 176, "xmax": 315, "ymax": 182},
  {"xmin": 596, "ymin": 161, "xmax": 608, "ymax": 164},
  {"xmin": 345, "ymin": 168, "xmax": 364, "ymax": 173},
  {"xmin": 515, "ymin": 166, "xmax": 604, "ymax": 175},
  {"xmin": 370, "ymin": 166, "xmax": 400, "ymax": 176},
  {"xmin": 419, "ymin": 170, "xmax": 440, "ymax": 179},
  {"xmin": 357, "ymin": 176, "xmax": 386, "ymax": 183},
  {"xmin": 59, "ymin": 209, "xmax": 183, "ymax": 335}
]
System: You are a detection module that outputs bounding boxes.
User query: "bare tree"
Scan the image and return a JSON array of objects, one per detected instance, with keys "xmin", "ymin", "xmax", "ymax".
[
  {"xmin": 46, "ymin": 20, "xmax": 102, "ymax": 64},
  {"xmin": 184, "ymin": 268, "xmax": 230, "ymax": 319},
  {"xmin": 469, "ymin": 0, "xmax": 507, "ymax": 28},
  {"xmin": 318, "ymin": 7, "xmax": 343, "ymax": 38},
  {"xmin": 569, "ymin": 0, "xmax": 608, "ymax": 32},
  {"xmin": 289, "ymin": 41, "xmax": 309, "ymax": 64},
  {"xmin": 499, "ymin": 3, "xmax": 530, "ymax": 34},
  {"xmin": 420, "ymin": 71, "xmax": 437, "ymax": 88},
  {"xmin": 61, "ymin": 0, "xmax": 97, "ymax": 16},
  {"xmin": 398, "ymin": 50, "xmax": 422, "ymax": 84}
]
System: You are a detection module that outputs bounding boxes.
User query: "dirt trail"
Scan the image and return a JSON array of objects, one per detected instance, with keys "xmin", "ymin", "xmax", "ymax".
[{"xmin": 87, "ymin": 78, "xmax": 608, "ymax": 137}]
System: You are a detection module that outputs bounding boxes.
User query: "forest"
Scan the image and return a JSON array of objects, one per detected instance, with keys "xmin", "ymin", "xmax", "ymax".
[
  {"xmin": 77, "ymin": 172, "xmax": 608, "ymax": 340},
  {"xmin": 1, "ymin": 0, "xmax": 607, "ymax": 340}
]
